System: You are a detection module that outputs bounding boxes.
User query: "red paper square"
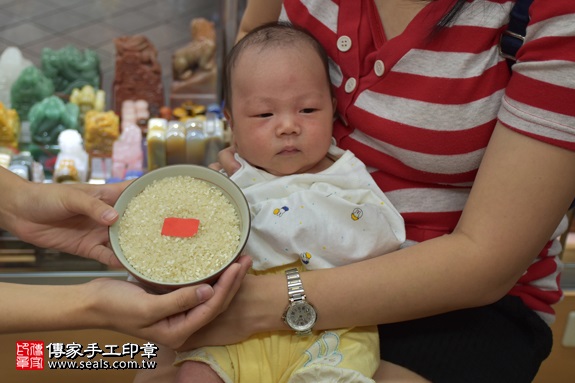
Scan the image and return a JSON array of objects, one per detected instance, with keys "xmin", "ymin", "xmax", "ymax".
[{"xmin": 161, "ymin": 217, "xmax": 200, "ymax": 237}]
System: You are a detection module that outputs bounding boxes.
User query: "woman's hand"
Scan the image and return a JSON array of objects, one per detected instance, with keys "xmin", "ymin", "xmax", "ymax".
[
  {"xmin": 2, "ymin": 173, "xmax": 128, "ymax": 266},
  {"xmin": 90, "ymin": 256, "xmax": 253, "ymax": 349},
  {"xmin": 175, "ymin": 270, "xmax": 284, "ymax": 352}
]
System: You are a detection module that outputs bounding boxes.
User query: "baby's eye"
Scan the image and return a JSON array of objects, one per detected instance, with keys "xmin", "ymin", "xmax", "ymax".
[
  {"xmin": 254, "ymin": 112, "xmax": 273, "ymax": 118},
  {"xmin": 300, "ymin": 108, "xmax": 317, "ymax": 114}
]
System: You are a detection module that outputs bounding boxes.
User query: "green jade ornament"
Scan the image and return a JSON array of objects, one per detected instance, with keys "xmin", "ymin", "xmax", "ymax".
[
  {"xmin": 29, "ymin": 95, "xmax": 80, "ymax": 145},
  {"xmin": 10, "ymin": 66, "xmax": 54, "ymax": 122},
  {"xmin": 42, "ymin": 45, "xmax": 100, "ymax": 95}
]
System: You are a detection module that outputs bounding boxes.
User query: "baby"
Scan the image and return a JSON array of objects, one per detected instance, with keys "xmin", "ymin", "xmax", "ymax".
[{"xmin": 174, "ymin": 22, "xmax": 405, "ymax": 383}]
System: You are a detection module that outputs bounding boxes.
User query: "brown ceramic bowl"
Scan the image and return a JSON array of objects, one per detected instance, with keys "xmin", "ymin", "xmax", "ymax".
[{"xmin": 109, "ymin": 164, "xmax": 250, "ymax": 292}]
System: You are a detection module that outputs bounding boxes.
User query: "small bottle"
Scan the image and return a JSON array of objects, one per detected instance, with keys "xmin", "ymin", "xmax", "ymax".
[
  {"xmin": 146, "ymin": 118, "xmax": 167, "ymax": 171},
  {"xmin": 203, "ymin": 112, "xmax": 225, "ymax": 166},
  {"xmin": 0, "ymin": 146, "xmax": 13, "ymax": 169},
  {"xmin": 9, "ymin": 151, "xmax": 33, "ymax": 180},
  {"xmin": 185, "ymin": 118, "xmax": 206, "ymax": 165},
  {"xmin": 165, "ymin": 121, "xmax": 186, "ymax": 165}
]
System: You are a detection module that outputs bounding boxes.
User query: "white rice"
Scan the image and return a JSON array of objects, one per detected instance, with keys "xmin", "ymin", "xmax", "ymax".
[{"xmin": 118, "ymin": 176, "xmax": 241, "ymax": 283}]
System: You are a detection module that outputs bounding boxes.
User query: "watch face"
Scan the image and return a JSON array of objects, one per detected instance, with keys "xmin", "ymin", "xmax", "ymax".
[{"xmin": 285, "ymin": 301, "xmax": 317, "ymax": 332}]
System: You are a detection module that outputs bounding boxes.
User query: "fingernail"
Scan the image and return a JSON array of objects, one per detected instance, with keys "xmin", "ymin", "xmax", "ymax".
[
  {"xmin": 102, "ymin": 209, "xmax": 118, "ymax": 223},
  {"xmin": 196, "ymin": 285, "xmax": 214, "ymax": 302}
]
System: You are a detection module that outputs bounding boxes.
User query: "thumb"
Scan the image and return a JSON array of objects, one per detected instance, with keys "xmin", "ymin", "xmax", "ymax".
[
  {"xmin": 157, "ymin": 284, "xmax": 215, "ymax": 318},
  {"xmin": 65, "ymin": 187, "xmax": 119, "ymax": 225}
]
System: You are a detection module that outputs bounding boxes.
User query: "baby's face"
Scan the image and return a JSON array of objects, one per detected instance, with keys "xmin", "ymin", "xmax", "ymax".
[{"xmin": 228, "ymin": 43, "xmax": 334, "ymax": 176}]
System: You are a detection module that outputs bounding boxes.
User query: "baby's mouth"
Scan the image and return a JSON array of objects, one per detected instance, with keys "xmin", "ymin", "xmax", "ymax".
[{"xmin": 278, "ymin": 146, "xmax": 300, "ymax": 155}]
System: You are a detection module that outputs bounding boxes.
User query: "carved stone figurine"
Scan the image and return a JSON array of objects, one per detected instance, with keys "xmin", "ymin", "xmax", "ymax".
[
  {"xmin": 112, "ymin": 35, "xmax": 164, "ymax": 124},
  {"xmin": 172, "ymin": 18, "xmax": 216, "ymax": 81},
  {"xmin": 83, "ymin": 110, "xmax": 120, "ymax": 157},
  {"xmin": 0, "ymin": 101, "xmax": 20, "ymax": 149},
  {"xmin": 10, "ymin": 66, "xmax": 54, "ymax": 122},
  {"xmin": 41, "ymin": 45, "xmax": 100, "ymax": 95},
  {"xmin": 170, "ymin": 18, "xmax": 218, "ymax": 107},
  {"xmin": 69, "ymin": 84, "xmax": 106, "ymax": 124},
  {"xmin": 28, "ymin": 95, "xmax": 80, "ymax": 146},
  {"xmin": 0, "ymin": 47, "xmax": 32, "ymax": 108}
]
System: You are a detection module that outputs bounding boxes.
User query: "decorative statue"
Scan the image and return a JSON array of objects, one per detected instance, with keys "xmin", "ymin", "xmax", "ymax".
[
  {"xmin": 111, "ymin": 121, "xmax": 143, "ymax": 180},
  {"xmin": 53, "ymin": 129, "xmax": 89, "ymax": 183},
  {"xmin": 41, "ymin": 45, "xmax": 100, "ymax": 95},
  {"xmin": 0, "ymin": 101, "xmax": 20, "ymax": 149},
  {"xmin": 170, "ymin": 18, "xmax": 218, "ymax": 107},
  {"xmin": 172, "ymin": 100, "xmax": 206, "ymax": 121},
  {"xmin": 172, "ymin": 18, "xmax": 216, "ymax": 81},
  {"xmin": 113, "ymin": 35, "xmax": 163, "ymax": 120},
  {"xmin": 10, "ymin": 66, "xmax": 54, "ymax": 122},
  {"xmin": 69, "ymin": 84, "xmax": 106, "ymax": 123},
  {"xmin": 0, "ymin": 47, "xmax": 32, "ymax": 108},
  {"xmin": 28, "ymin": 95, "xmax": 80, "ymax": 146},
  {"xmin": 121, "ymin": 99, "xmax": 149, "ymax": 132},
  {"xmin": 83, "ymin": 110, "xmax": 120, "ymax": 156}
]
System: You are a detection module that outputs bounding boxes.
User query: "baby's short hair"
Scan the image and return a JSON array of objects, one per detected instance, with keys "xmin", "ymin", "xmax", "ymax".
[{"xmin": 223, "ymin": 21, "xmax": 331, "ymax": 112}]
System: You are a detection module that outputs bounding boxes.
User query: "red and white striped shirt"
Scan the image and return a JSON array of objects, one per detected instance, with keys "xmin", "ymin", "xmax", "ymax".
[{"xmin": 280, "ymin": 0, "xmax": 575, "ymax": 323}]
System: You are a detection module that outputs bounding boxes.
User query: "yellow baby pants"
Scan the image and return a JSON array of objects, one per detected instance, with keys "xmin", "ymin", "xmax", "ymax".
[
  {"xmin": 175, "ymin": 326, "xmax": 379, "ymax": 383},
  {"xmin": 176, "ymin": 264, "xmax": 379, "ymax": 382}
]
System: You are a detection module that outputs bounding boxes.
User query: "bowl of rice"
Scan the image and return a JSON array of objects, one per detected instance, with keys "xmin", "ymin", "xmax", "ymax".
[{"xmin": 109, "ymin": 164, "xmax": 250, "ymax": 292}]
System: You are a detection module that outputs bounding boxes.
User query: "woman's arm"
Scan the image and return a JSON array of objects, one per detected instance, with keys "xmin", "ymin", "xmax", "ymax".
[
  {"xmin": 0, "ymin": 159, "xmax": 255, "ymax": 345},
  {"xmin": 236, "ymin": 0, "xmax": 282, "ymax": 42},
  {"xmin": 0, "ymin": 166, "xmax": 127, "ymax": 265},
  {"xmin": 0, "ymin": 256, "xmax": 252, "ymax": 348},
  {"xmin": 179, "ymin": 123, "xmax": 575, "ymax": 349}
]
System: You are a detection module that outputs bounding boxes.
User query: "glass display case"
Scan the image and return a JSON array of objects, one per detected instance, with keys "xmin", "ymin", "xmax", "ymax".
[
  {"xmin": 0, "ymin": 229, "xmax": 127, "ymax": 285},
  {"xmin": 0, "ymin": 0, "xmax": 246, "ymax": 286}
]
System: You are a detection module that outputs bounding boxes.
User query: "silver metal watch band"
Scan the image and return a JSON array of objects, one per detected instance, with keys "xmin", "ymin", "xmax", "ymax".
[{"xmin": 286, "ymin": 268, "xmax": 306, "ymax": 302}]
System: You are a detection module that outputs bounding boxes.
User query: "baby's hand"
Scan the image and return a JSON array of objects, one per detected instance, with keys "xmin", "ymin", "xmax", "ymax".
[{"xmin": 209, "ymin": 146, "xmax": 240, "ymax": 175}]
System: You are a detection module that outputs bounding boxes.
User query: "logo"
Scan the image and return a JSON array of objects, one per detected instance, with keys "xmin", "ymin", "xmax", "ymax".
[{"xmin": 16, "ymin": 341, "xmax": 44, "ymax": 370}]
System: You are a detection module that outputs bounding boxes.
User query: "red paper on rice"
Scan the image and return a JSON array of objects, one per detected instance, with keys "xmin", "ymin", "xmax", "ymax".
[{"xmin": 161, "ymin": 217, "xmax": 200, "ymax": 237}]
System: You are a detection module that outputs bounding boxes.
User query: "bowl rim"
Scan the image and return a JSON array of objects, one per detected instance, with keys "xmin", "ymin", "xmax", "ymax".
[{"xmin": 109, "ymin": 164, "xmax": 250, "ymax": 289}]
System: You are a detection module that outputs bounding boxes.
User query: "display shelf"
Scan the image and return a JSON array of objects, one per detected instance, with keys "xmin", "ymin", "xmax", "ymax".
[{"xmin": 0, "ymin": 229, "xmax": 127, "ymax": 284}]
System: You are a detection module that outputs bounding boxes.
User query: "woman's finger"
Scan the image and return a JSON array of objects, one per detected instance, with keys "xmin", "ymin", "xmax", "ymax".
[
  {"xmin": 59, "ymin": 186, "xmax": 119, "ymax": 225},
  {"xmin": 154, "ymin": 284, "xmax": 215, "ymax": 320}
]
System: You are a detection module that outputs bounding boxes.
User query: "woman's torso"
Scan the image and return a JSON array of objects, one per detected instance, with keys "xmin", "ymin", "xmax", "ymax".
[{"xmin": 280, "ymin": 0, "xmax": 575, "ymax": 323}]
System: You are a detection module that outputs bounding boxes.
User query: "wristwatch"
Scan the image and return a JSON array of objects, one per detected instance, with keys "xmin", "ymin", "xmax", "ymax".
[{"xmin": 282, "ymin": 268, "xmax": 317, "ymax": 336}]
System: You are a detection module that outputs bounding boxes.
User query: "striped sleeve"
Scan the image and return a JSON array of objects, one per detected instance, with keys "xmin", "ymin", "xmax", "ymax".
[{"xmin": 499, "ymin": 0, "xmax": 575, "ymax": 150}]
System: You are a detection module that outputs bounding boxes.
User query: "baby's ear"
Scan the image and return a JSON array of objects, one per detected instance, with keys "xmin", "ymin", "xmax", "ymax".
[{"xmin": 224, "ymin": 109, "xmax": 233, "ymax": 129}]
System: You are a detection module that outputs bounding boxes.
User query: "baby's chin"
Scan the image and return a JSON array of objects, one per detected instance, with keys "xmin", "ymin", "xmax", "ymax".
[{"xmin": 264, "ymin": 164, "xmax": 316, "ymax": 177}]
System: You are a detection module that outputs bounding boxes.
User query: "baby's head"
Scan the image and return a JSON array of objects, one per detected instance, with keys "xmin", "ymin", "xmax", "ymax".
[{"xmin": 223, "ymin": 22, "xmax": 336, "ymax": 176}]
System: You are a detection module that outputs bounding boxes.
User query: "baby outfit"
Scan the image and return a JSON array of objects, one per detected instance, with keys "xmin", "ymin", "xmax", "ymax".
[{"xmin": 175, "ymin": 145, "xmax": 405, "ymax": 382}]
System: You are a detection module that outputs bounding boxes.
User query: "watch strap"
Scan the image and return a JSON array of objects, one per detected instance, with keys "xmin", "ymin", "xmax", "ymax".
[{"xmin": 286, "ymin": 268, "xmax": 306, "ymax": 303}]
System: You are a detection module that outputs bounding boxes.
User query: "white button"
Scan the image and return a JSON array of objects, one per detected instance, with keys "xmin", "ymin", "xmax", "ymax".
[
  {"xmin": 337, "ymin": 35, "xmax": 352, "ymax": 52},
  {"xmin": 374, "ymin": 60, "xmax": 385, "ymax": 76},
  {"xmin": 344, "ymin": 77, "xmax": 357, "ymax": 93}
]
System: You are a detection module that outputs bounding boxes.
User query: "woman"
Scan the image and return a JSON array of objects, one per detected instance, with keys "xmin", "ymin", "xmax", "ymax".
[{"xmin": 138, "ymin": 1, "xmax": 575, "ymax": 381}]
